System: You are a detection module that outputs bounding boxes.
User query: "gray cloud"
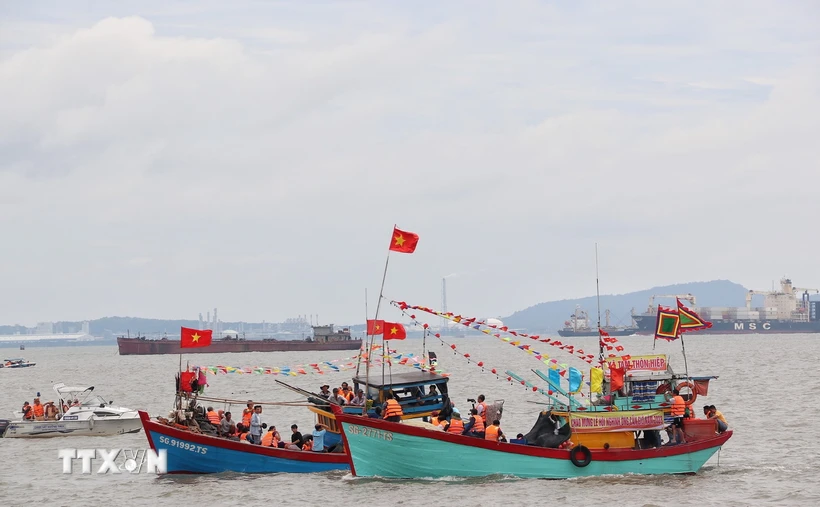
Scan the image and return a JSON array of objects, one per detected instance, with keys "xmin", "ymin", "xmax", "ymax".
[{"xmin": 1, "ymin": 2, "xmax": 819, "ymax": 326}]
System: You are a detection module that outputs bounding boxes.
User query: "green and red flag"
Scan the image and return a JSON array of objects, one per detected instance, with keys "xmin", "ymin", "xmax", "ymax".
[
  {"xmin": 654, "ymin": 306, "xmax": 681, "ymax": 341},
  {"xmin": 677, "ymin": 298, "xmax": 712, "ymax": 332}
]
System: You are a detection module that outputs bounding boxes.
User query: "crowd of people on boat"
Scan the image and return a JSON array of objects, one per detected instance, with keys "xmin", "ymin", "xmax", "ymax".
[
  {"xmin": 167, "ymin": 399, "xmax": 343, "ymax": 453},
  {"xmin": 19, "ymin": 397, "xmax": 80, "ymax": 421}
]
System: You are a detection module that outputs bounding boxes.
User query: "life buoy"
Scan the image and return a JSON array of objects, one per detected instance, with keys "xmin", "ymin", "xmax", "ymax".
[
  {"xmin": 569, "ymin": 445, "xmax": 592, "ymax": 467},
  {"xmin": 675, "ymin": 382, "xmax": 697, "ymax": 406}
]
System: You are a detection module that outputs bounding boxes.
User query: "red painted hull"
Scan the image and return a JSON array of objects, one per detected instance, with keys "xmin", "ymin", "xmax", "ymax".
[{"xmin": 117, "ymin": 337, "xmax": 362, "ymax": 355}]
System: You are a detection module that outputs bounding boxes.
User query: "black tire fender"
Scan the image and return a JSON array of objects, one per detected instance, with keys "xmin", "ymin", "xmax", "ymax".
[{"xmin": 570, "ymin": 445, "xmax": 592, "ymax": 467}]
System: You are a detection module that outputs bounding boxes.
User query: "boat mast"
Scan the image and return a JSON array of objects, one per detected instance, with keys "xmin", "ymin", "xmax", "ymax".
[{"xmin": 595, "ymin": 243, "xmax": 603, "ymax": 364}]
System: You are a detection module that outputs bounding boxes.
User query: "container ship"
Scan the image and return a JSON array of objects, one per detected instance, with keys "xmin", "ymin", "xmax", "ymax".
[
  {"xmin": 117, "ymin": 324, "xmax": 362, "ymax": 355},
  {"xmin": 557, "ymin": 306, "xmax": 638, "ymax": 337},
  {"xmin": 632, "ymin": 278, "xmax": 820, "ymax": 334}
]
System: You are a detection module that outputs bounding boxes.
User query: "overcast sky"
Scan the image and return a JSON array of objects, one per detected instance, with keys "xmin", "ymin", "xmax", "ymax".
[{"xmin": 1, "ymin": 1, "xmax": 818, "ymax": 327}]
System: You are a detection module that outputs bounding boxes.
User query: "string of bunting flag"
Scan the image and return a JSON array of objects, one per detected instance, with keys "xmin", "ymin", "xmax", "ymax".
[
  {"xmin": 197, "ymin": 347, "xmax": 450, "ymax": 377},
  {"xmin": 392, "ymin": 300, "xmax": 632, "ymax": 367},
  {"xmin": 391, "ymin": 302, "xmax": 593, "ymax": 398}
]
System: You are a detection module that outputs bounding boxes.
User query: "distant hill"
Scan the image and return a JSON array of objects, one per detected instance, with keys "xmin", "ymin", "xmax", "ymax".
[{"xmin": 503, "ymin": 280, "xmax": 750, "ymax": 333}]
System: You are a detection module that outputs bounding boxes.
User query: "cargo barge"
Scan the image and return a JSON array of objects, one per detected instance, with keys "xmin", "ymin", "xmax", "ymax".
[
  {"xmin": 117, "ymin": 325, "xmax": 362, "ymax": 355},
  {"xmin": 632, "ymin": 278, "xmax": 820, "ymax": 334}
]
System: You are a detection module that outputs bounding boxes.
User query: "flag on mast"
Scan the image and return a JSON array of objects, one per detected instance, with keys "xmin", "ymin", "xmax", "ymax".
[
  {"xmin": 383, "ymin": 322, "xmax": 407, "ymax": 340},
  {"xmin": 654, "ymin": 306, "xmax": 681, "ymax": 341},
  {"xmin": 181, "ymin": 327, "xmax": 213, "ymax": 348},
  {"xmin": 366, "ymin": 320, "xmax": 385, "ymax": 335},
  {"xmin": 677, "ymin": 298, "xmax": 712, "ymax": 332},
  {"xmin": 389, "ymin": 227, "xmax": 419, "ymax": 254}
]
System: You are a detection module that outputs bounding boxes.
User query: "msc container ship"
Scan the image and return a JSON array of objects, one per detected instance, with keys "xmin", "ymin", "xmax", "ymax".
[
  {"xmin": 632, "ymin": 278, "xmax": 820, "ymax": 334},
  {"xmin": 117, "ymin": 324, "xmax": 362, "ymax": 355}
]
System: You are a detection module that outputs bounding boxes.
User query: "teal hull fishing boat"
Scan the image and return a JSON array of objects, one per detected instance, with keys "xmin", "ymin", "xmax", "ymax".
[{"xmin": 334, "ymin": 410, "xmax": 731, "ymax": 479}]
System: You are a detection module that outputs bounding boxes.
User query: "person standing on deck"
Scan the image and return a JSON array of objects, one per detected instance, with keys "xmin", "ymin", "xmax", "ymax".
[
  {"xmin": 249, "ymin": 405, "xmax": 263, "ymax": 444},
  {"xmin": 242, "ymin": 400, "xmax": 254, "ymax": 428},
  {"xmin": 383, "ymin": 394, "xmax": 404, "ymax": 422},
  {"xmin": 475, "ymin": 395, "xmax": 488, "ymax": 422}
]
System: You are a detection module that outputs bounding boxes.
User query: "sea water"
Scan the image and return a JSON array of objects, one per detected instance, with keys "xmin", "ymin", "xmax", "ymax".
[{"xmin": 1, "ymin": 334, "xmax": 818, "ymax": 506}]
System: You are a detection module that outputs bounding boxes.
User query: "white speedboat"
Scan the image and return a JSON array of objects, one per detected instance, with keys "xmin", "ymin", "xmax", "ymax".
[
  {"xmin": 2, "ymin": 383, "xmax": 142, "ymax": 438},
  {"xmin": 1, "ymin": 358, "xmax": 36, "ymax": 368}
]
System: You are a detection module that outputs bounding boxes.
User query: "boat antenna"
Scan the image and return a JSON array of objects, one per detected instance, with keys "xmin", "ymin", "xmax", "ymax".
[{"xmin": 595, "ymin": 243, "xmax": 603, "ymax": 364}]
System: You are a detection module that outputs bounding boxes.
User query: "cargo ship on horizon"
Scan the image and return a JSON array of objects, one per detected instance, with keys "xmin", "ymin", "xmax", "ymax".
[
  {"xmin": 557, "ymin": 306, "xmax": 638, "ymax": 337},
  {"xmin": 632, "ymin": 278, "xmax": 820, "ymax": 334},
  {"xmin": 117, "ymin": 324, "xmax": 362, "ymax": 355}
]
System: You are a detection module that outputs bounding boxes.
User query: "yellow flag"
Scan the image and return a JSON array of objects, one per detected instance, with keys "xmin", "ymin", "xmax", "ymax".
[{"xmin": 590, "ymin": 367, "xmax": 604, "ymax": 393}]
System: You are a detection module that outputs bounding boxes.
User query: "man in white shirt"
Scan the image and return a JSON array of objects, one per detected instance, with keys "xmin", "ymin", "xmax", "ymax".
[{"xmin": 249, "ymin": 405, "xmax": 263, "ymax": 444}]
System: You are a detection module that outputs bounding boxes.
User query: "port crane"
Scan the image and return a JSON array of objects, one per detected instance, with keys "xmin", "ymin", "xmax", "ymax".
[{"xmin": 647, "ymin": 294, "xmax": 696, "ymax": 314}]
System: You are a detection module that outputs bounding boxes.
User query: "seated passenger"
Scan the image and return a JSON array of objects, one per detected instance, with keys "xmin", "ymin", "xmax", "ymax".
[
  {"xmin": 485, "ymin": 420, "xmax": 504, "ymax": 442},
  {"xmin": 464, "ymin": 408, "xmax": 485, "ymax": 438},
  {"xmin": 350, "ymin": 389, "xmax": 367, "ymax": 406},
  {"xmin": 509, "ymin": 433, "xmax": 528, "ymax": 445}
]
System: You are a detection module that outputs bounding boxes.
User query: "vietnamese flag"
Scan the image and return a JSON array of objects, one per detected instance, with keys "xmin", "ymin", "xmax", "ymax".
[
  {"xmin": 181, "ymin": 327, "xmax": 213, "ymax": 348},
  {"xmin": 383, "ymin": 322, "xmax": 407, "ymax": 340},
  {"xmin": 367, "ymin": 319, "xmax": 385, "ymax": 335},
  {"xmin": 388, "ymin": 227, "xmax": 419, "ymax": 254}
]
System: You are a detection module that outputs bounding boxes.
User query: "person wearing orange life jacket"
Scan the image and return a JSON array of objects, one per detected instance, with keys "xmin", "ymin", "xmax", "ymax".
[
  {"xmin": 236, "ymin": 424, "xmax": 250, "ymax": 442},
  {"xmin": 261, "ymin": 427, "xmax": 280, "ymax": 447},
  {"xmin": 444, "ymin": 410, "xmax": 464, "ymax": 434},
  {"xmin": 242, "ymin": 400, "xmax": 254, "ymax": 427},
  {"xmin": 383, "ymin": 394, "xmax": 403, "ymax": 422},
  {"xmin": 206, "ymin": 407, "xmax": 220, "ymax": 425},
  {"xmin": 485, "ymin": 420, "xmax": 504, "ymax": 442},
  {"xmin": 21, "ymin": 402, "xmax": 33, "ymax": 420},
  {"xmin": 475, "ymin": 395, "xmax": 488, "ymax": 422},
  {"xmin": 430, "ymin": 411, "xmax": 444, "ymax": 427},
  {"xmin": 32, "ymin": 398, "xmax": 45, "ymax": 421},
  {"xmin": 465, "ymin": 408, "xmax": 485, "ymax": 438},
  {"xmin": 666, "ymin": 388, "xmax": 687, "ymax": 445}
]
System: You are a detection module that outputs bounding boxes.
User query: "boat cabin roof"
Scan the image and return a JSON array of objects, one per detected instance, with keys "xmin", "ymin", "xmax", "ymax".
[
  {"xmin": 53, "ymin": 384, "xmax": 95, "ymax": 396},
  {"xmin": 351, "ymin": 371, "xmax": 447, "ymax": 389}
]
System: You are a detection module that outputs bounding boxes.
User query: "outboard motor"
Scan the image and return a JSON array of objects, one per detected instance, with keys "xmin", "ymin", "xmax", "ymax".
[{"xmin": 0, "ymin": 419, "xmax": 10, "ymax": 437}]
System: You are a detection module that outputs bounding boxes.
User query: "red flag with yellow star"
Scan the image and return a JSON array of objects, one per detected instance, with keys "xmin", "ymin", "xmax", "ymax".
[
  {"xmin": 180, "ymin": 327, "xmax": 213, "ymax": 348},
  {"xmin": 383, "ymin": 322, "xmax": 407, "ymax": 340},
  {"xmin": 389, "ymin": 227, "xmax": 419, "ymax": 254},
  {"xmin": 367, "ymin": 319, "xmax": 385, "ymax": 335}
]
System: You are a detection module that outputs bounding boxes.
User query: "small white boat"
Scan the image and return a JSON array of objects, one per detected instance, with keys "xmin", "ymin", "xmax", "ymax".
[
  {"xmin": 2, "ymin": 383, "xmax": 142, "ymax": 438},
  {"xmin": 1, "ymin": 358, "xmax": 36, "ymax": 368}
]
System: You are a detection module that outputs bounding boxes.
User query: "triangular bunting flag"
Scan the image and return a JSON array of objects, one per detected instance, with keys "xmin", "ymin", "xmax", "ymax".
[{"xmin": 677, "ymin": 298, "xmax": 713, "ymax": 332}]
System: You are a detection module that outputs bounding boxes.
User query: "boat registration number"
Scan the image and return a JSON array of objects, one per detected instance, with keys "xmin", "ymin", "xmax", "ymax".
[
  {"xmin": 158, "ymin": 435, "xmax": 208, "ymax": 454},
  {"xmin": 62, "ymin": 415, "xmax": 78, "ymax": 420},
  {"xmin": 347, "ymin": 424, "xmax": 393, "ymax": 441}
]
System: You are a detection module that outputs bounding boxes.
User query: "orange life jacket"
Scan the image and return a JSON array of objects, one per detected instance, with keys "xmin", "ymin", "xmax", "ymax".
[
  {"xmin": 342, "ymin": 390, "xmax": 354, "ymax": 402},
  {"xmin": 302, "ymin": 441, "xmax": 312, "ymax": 451},
  {"xmin": 470, "ymin": 415, "xmax": 485, "ymax": 433},
  {"xmin": 383, "ymin": 399, "xmax": 403, "ymax": 419},
  {"xmin": 22, "ymin": 406, "xmax": 33, "ymax": 420},
  {"xmin": 671, "ymin": 395, "xmax": 685, "ymax": 417},
  {"xmin": 261, "ymin": 432, "xmax": 274, "ymax": 447},
  {"xmin": 207, "ymin": 411, "xmax": 220, "ymax": 425},
  {"xmin": 239, "ymin": 432, "xmax": 249, "ymax": 441},
  {"xmin": 242, "ymin": 409, "xmax": 252, "ymax": 427},
  {"xmin": 32, "ymin": 404, "xmax": 44, "ymax": 418},
  {"xmin": 476, "ymin": 401, "xmax": 488, "ymax": 421},
  {"xmin": 485, "ymin": 425, "xmax": 500, "ymax": 441},
  {"xmin": 430, "ymin": 416, "xmax": 441, "ymax": 426},
  {"xmin": 447, "ymin": 418, "xmax": 464, "ymax": 434}
]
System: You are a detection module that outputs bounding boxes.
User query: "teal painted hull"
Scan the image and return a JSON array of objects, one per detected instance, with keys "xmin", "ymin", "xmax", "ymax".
[{"xmin": 338, "ymin": 417, "xmax": 731, "ymax": 479}]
